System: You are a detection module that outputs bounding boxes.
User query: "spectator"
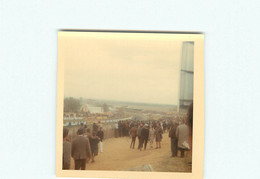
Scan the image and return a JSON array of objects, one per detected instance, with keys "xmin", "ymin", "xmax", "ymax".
[
  {"xmin": 186, "ymin": 102, "xmax": 193, "ymax": 165},
  {"xmin": 118, "ymin": 121, "xmax": 123, "ymax": 137},
  {"xmin": 163, "ymin": 121, "xmax": 167, "ymax": 133},
  {"xmin": 137, "ymin": 124, "xmax": 143, "ymax": 149},
  {"xmin": 89, "ymin": 132, "xmax": 100, "ymax": 163},
  {"xmin": 63, "ymin": 127, "xmax": 71, "ymax": 170},
  {"xmin": 176, "ymin": 119, "xmax": 189, "ymax": 157},
  {"xmin": 129, "ymin": 124, "xmax": 138, "ymax": 149},
  {"xmin": 155, "ymin": 123, "xmax": 163, "ymax": 149},
  {"xmin": 71, "ymin": 128, "xmax": 92, "ymax": 170},
  {"xmin": 85, "ymin": 128, "xmax": 92, "ymax": 139},
  {"xmin": 140, "ymin": 124, "xmax": 149, "ymax": 150},
  {"xmin": 149, "ymin": 125, "xmax": 155, "ymax": 148},
  {"xmin": 114, "ymin": 123, "xmax": 119, "ymax": 138},
  {"xmin": 93, "ymin": 122, "xmax": 98, "ymax": 133},
  {"xmin": 97, "ymin": 127, "xmax": 104, "ymax": 153},
  {"xmin": 169, "ymin": 121, "xmax": 178, "ymax": 157}
]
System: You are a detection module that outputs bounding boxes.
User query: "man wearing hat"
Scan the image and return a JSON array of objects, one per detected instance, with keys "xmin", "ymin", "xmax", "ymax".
[{"xmin": 71, "ymin": 128, "xmax": 92, "ymax": 170}]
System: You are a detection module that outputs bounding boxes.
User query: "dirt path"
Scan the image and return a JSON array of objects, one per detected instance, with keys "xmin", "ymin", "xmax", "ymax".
[{"xmin": 70, "ymin": 133, "xmax": 191, "ymax": 172}]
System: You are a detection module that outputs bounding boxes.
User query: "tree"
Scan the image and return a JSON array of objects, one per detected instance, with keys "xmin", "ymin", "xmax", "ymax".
[{"xmin": 64, "ymin": 97, "xmax": 81, "ymax": 112}]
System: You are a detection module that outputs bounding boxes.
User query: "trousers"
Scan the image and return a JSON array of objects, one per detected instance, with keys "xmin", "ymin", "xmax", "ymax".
[
  {"xmin": 171, "ymin": 138, "xmax": 178, "ymax": 157},
  {"xmin": 99, "ymin": 141, "xmax": 103, "ymax": 152},
  {"xmin": 74, "ymin": 159, "xmax": 86, "ymax": 170},
  {"xmin": 130, "ymin": 136, "xmax": 136, "ymax": 149},
  {"xmin": 140, "ymin": 138, "xmax": 148, "ymax": 150}
]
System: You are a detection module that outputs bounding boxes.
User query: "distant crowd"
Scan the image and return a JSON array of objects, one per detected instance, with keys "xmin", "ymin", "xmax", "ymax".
[{"xmin": 63, "ymin": 103, "xmax": 193, "ymax": 170}]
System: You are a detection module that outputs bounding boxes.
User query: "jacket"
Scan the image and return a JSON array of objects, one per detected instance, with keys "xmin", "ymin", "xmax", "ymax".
[
  {"xmin": 71, "ymin": 135, "xmax": 92, "ymax": 160},
  {"xmin": 129, "ymin": 126, "xmax": 138, "ymax": 137},
  {"xmin": 176, "ymin": 124, "xmax": 188, "ymax": 148}
]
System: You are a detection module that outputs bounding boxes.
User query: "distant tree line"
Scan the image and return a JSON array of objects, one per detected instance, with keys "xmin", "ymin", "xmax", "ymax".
[{"xmin": 64, "ymin": 97, "xmax": 81, "ymax": 112}]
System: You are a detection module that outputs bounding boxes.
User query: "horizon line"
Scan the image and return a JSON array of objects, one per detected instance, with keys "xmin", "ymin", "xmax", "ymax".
[{"xmin": 64, "ymin": 96, "xmax": 177, "ymax": 106}]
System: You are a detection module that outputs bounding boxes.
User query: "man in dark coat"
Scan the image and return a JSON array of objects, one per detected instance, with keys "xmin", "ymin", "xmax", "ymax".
[
  {"xmin": 97, "ymin": 127, "xmax": 104, "ymax": 152},
  {"xmin": 71, "ymin": 128, "xmax": 92, "ymax": 170},
  {"xmin": 140, "ymin": 124, "xmax": 149, "ymax": 150},
  {"xmin": 169, "ymin": 121, "xmax": 178, "ymax": 157}
]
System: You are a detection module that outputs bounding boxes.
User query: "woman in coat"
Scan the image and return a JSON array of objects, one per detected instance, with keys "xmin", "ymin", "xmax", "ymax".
[
  {"xmin": 89, "ymin": 132, "xmax": 100, "ymax": 162},
  {"xmin": 155, "ymin": 123, "xmax": 163, "ymax": 149}
]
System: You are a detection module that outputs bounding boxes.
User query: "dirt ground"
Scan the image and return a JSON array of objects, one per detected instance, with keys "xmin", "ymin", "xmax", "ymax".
[{"xmin": 70, "ymin": 133, "xmax": 192, "ymax": 172}]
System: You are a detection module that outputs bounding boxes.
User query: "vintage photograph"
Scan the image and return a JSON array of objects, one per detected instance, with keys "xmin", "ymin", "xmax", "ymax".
[{"xmin": 56, "ymin": 31, "xmax": 204, "ymax": 178}]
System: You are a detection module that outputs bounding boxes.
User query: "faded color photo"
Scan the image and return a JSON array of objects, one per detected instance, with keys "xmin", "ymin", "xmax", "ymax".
[{"xmin": 60, "ymin": 31, "xmax": 195, "ymax": 173}]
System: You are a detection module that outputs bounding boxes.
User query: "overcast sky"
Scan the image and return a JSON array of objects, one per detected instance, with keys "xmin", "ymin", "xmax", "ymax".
[{"xmin": 62, "ymin": 32, "xmax": 183, "ymax": 105}]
